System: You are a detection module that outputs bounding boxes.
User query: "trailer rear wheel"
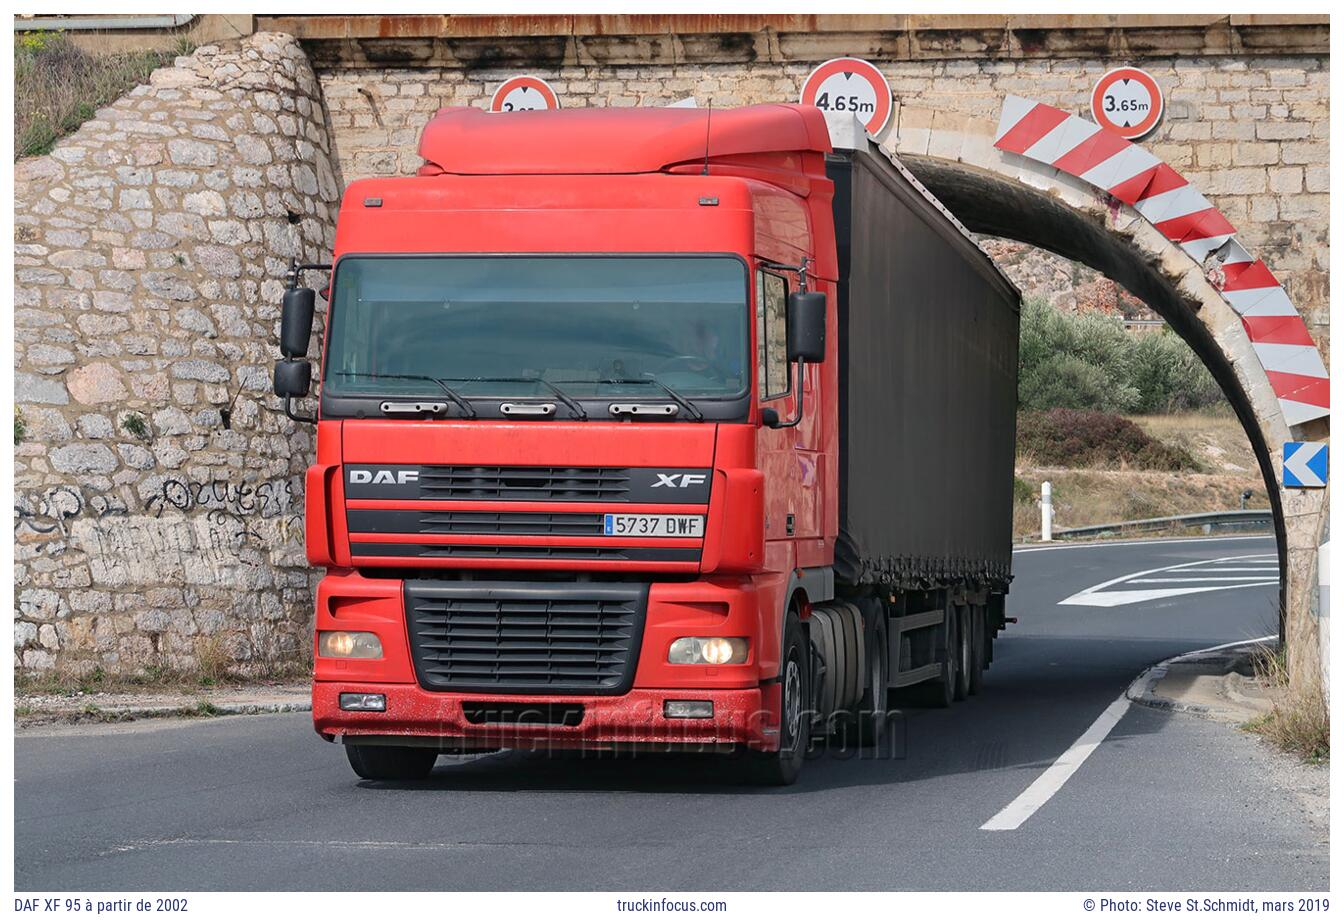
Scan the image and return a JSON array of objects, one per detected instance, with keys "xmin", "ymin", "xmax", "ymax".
[
  {"xmin": 968, "ymin": 604, "xmax": 986, "ymax": 696},
  {"xmin": 953, "ymin": 604, "xmax": 972, "ymax": 701},
  {"xmin": 345, "ymin": 743, "xmax": 438, "ymax": 782},
  {"xmin": 742, "ymin": 610, "xmax": 808, "ymax": 786}
]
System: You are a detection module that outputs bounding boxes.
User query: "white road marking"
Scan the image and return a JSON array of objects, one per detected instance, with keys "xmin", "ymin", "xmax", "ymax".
[
  {"xmin": 1058, "ymin": 554, "xmax": 1279, "ymax": 607},
  {"xmin": 980, "ymin": 692, "xmax": 1131, "ymax": 831},
  {"xmin": 981, "ymin": 634, "xmax": 1276, "ymax": 832}
]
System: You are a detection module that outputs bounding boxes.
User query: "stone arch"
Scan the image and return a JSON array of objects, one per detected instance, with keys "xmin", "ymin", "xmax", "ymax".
[{"xmin": 879, "ymin": 103, "xmax": 1327, "ymax": 682}]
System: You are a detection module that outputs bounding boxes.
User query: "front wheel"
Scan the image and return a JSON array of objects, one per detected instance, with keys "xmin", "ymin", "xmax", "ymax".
[
  {"xmin": 741, "ymin": 610, "xmax": 809, "ymax": 786},
  {"xmin": 345, "ymin": 743, "xmax": 438, "ymax": 781}
]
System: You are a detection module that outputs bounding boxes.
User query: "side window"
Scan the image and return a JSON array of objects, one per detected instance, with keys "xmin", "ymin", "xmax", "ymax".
[{"xmin": 756, "ymin": 271, "xmax": 789, "ymax": 398}]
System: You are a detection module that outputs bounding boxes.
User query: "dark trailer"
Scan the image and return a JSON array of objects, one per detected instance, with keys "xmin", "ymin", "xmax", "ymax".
[{"xmin": 823, "ymin": 116, "xmax": 1021, "ymax": 689}]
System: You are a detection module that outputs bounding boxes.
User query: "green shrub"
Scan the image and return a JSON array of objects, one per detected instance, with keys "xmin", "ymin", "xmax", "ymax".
[
  {"xmin": 1129, "ymin": 329, "xmax": 1224, "ymax": 413},
  {"xmin": 1017, "ymin": 408, "xmax": 1200, "ymax": 471},
  {"xmin": 1012, "ymin": 476, "xmax": 1034, "ymax": 505},
  {"xmin": 120, "ymin": 412, "xmax": 151, "ymax": 440},
  {"xmin": 1017, "ymin": 297, "xmax": 1223, "ymax": 414}
]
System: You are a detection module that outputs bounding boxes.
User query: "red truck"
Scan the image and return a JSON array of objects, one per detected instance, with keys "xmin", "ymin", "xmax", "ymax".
[{"xmin": 274, "ymin": 103, "xmax": 1020, "ymax": 785}]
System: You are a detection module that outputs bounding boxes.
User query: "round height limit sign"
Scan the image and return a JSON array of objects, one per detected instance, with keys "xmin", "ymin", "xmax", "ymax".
[
  {"xmin": 1090, "ymin": 67, "xmax": 1164, "ymax": 139},
  {"xmin": 800, "ymin": 58, "xmax": 893, "ymax": 135},
  {"xmin": 490, "ymin": 75, "xmax": 560, "ymax": 113}
]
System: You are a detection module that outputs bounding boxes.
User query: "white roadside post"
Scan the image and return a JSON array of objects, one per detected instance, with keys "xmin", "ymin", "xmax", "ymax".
[{"xmin": 1041, "ymin": 481, "xmax": 1053, "ymax": 542}]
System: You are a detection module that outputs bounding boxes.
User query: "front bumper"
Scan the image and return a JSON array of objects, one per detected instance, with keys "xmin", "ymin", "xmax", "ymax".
[
  {"xmin": 311, "ymin": 568, "xmax": 789, "ymax": 751},
  {"xmin": 313, "ymin": 682, "xmax": 779, "ymax": 751}
]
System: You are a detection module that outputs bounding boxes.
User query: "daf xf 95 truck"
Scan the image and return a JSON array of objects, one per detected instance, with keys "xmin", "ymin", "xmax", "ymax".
[{"xmin": 274, "ymin": 103, "xmax": 1020, "ymax": 785}]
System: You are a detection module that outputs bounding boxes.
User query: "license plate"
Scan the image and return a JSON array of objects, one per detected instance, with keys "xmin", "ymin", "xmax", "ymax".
[{"xmin": 603, "ymin": 513, "xmax": 705, "ymax": 538}]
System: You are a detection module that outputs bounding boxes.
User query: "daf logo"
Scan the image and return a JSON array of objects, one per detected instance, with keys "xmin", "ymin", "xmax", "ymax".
[
  {"xmin": 349, "ymin": 468, "xmax": 419, "ymax": 485},
  {"xmin": 652, "ymin": 473, "xmax": 707, "ymax": 489}
]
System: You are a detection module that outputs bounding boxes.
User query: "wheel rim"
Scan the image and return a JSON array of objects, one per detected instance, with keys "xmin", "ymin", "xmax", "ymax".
[{"xmin": 782, "ymin": 656, "xmax": 802, "ymax": 752}]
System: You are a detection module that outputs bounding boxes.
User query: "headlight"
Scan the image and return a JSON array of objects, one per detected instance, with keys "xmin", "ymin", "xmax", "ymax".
[
  {"xmin": 668, "ymin": 637, "xmax": 749, "ymax": 665},
  {"xmin": 318, "ymin": 631, "xmax": 383, "ymax": 659}
]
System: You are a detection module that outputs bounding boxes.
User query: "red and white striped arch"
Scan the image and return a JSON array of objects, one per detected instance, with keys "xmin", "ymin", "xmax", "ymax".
[{"xmin": 994, "ymin": 95, "xmax": 1328, "ymax": 428}]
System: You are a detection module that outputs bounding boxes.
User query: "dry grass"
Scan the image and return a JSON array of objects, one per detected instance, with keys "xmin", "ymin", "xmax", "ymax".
[
  {"xmin": 14, "ymin": 31, "xmax": 189, "ymax": 160},
  {"xmin": 1130, "ymin": 410, "xmax": 1260, "ymax": 474},
  {"xmin": 1244, "ymin": 645, "xmax": 1329, "ymax": 764},
  {"xmin": 1014, "ymin": 409, "xmax": 1267, "ymax": 538},
  {"xmin": 194, "ymin": 635, "xmax": 232, "ymax": 686},
  {"xmin": 15, "ymin": 657, "xmax": 310, "ymax": 697},
  {"xmin": 1012, "ymin": 468, "xmax": 1269, "ymax": 537}
]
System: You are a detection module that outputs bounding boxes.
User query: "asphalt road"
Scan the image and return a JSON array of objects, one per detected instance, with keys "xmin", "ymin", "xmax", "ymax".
[{"xmin": 16, "ymin": 535, "xmax": 1327, "ymax": 891}]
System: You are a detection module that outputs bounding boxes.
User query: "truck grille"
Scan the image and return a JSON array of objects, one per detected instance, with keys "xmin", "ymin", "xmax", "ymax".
[
  {"xmin": 348, "ymin": 509, "xmax": 606, "ymax": 536},
  {"xmin": 404, "ymin": 580, "xmax": 648, "ymax": 694},
  {"xmin": 354, "ymin": 543, "xmax": 699, "ymax": 561},
  {"xmin": 418, "ymin": 467, "xmax": 630, "ymax": 502}
]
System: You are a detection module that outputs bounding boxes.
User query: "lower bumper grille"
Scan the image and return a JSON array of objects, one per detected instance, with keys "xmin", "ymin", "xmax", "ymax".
[{"xmin": 404, "ymin": 580, "xmax": 648, "ymax": 694}]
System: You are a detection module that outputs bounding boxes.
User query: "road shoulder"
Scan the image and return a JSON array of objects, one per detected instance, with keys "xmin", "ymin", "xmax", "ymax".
[
  {"xmin": 1127, "ymin": 640, "xmax": 1328, "ymax": 842},
  {"xmin": 16, "ymin": 682, "xmax": 310, "ymax": 732}
]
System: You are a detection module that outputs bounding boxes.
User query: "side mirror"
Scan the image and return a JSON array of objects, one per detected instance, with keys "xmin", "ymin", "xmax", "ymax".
[
  {"xmin": 280, "ymin": 287, "xmax": 316, "ymax": 359},
  {"xmin": 273, "ymin": 359, "xmax": 311, "ymax": 399},
  {"xmin": 787, "ymin": 291, "xmax": 826, "ymax": 363}
]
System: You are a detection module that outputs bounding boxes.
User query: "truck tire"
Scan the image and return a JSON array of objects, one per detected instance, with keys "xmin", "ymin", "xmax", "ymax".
[
  {"xmin": 953, "ymin": 604, "xmax": 972, "ymax": 702},
  {"xmin": 742, "ymin": 610, "xmax": 809, "ymax": 786},
  {"xmin": 810, "ymin": 606, "xmax": 837, "ymax": 720},
  {"xmin": 345, "ymin": 743, "xmax": 438, "ymax": 781},
  {"xmin": 911, "ymin": 597, "xmax": 957, "ymax": 708},
  {"xmin": 855, "ymin": 598, "xmax": 889, "ymax": 747},
  {"xmin": 967, "ymin": 604, "xmax": 986, "ymax": 696},
  {"xmin": 836, "ymin": 603, "xmax": 860, "ymax": 710}
]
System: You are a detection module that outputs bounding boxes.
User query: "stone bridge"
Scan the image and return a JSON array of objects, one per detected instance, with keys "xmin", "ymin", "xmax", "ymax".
[{"xmin": 13, "ymin": 15, "xmax": 1330, "ymax": 682}]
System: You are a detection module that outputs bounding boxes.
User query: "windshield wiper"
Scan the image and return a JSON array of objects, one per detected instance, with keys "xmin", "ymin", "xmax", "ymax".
[
  {"xmin": 331, "ymin": 372, "xmax": 477, "ymax": 419},
  {"xmin": 580, "ymin": 376, "xmax": 705, "ymax": 422},
  {"xmin": 443, "ymin": 376, "xmax": 588, "ymax": 421}
]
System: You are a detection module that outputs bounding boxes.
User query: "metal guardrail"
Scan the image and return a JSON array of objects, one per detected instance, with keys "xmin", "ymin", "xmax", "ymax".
[{"xmin": 1050, "ymin": 510, "xmax": 1273, "ymax": 540}]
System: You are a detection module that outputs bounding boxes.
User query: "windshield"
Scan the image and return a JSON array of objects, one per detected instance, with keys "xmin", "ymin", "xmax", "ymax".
[{"xmin": 322, "ymin": 256, "xmax": 748, "ymax": 401}]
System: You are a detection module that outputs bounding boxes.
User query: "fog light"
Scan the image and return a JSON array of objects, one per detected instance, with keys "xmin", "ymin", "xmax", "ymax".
[
  {"xmin": 319, "ymin": 630, "xmax": 383, "ymax": 659},
  {"xmin": 664, "ymin": 700, "xmax": 714, "ymax": 719},
  {"xmin": 339, "ymin": 693, "xmax": 386, "ymax": 712},
  {"xmin": 668, "ymin": 637, "xmax": 748, "ymax": 665}
]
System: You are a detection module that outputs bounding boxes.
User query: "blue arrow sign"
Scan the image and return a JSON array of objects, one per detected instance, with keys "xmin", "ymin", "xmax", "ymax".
[{"xmin": 1283, "ymin": 441, "xmax": 1328, "ymax": 488}]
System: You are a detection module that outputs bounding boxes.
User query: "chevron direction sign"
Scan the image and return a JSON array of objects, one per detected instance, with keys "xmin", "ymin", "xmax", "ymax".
[{"xmin": 1283, "ymin": 441, "xmax": 1328, "ymax": 488}]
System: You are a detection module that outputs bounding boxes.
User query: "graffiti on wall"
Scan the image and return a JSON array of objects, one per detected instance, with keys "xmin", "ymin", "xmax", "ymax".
[{"xmin": 14, "ymin": 476, "xmax": 304, "ymax": 587}]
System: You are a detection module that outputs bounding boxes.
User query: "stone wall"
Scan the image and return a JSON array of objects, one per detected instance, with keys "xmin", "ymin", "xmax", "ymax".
[
  {"xmin": 979, "ymin": 239, "xmax": 1152, "ymax": 319},
  {"xmin": 316, "ymin": 53, "xmax": 1328, "ymax": 349},
  {"xmin": 13, "ymin": 32, "xmax": 341, "ymax": 675}
]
